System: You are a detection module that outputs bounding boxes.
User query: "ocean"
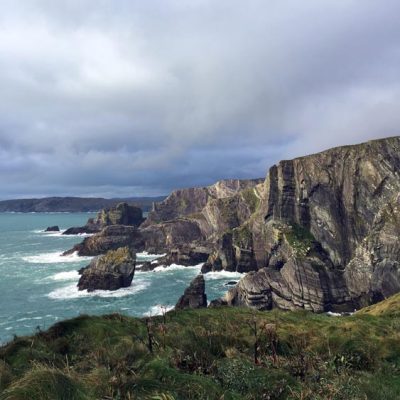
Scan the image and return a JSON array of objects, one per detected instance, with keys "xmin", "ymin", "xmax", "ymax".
[{"xmin": 0, "ymin": 212, "xmax": 242, "ymax": 344}]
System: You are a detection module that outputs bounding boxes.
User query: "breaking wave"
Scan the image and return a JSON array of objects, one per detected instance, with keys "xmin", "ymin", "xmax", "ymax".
[
  {"xmin": 47, "ymin": 280, "xmax": 150, "ymax": 300},
  {"xmin": 22, "ymin": 251, "xmax": 92, "ymax": 264}
]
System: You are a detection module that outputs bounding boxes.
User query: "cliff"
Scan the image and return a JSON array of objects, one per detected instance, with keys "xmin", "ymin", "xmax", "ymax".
[
  {"xmin": 216, "ymin": 137, "xmax": 400, "ymax": 311},
  {"xmin": 63, "ymin": 202, "xmax": 144, "ymax": 235},
  {"xmin": 63, "ymin": 137, "xmax": 400, "ymax": 312},
  {"xmin": 67, "ymin": 179, "xmax": 263, "ymax": 259}
]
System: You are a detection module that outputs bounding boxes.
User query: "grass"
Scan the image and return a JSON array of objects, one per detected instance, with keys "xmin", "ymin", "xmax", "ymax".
[
  {"xmin": 1, "ymin": 297, "xmax": 400, "ymax": 399},
  {"xmin": 241, "ymin": 188, "xmax": 261, "ymax": 214},
  {"xmin": 281, "ymin": 223, "xmax": 315, "ymax": 258}
]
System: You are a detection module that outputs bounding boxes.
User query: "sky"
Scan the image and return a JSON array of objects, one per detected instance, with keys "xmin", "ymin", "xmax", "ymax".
[{"xmin": 1, "ymin": 0, "xmax": 400, "ymax": 199}]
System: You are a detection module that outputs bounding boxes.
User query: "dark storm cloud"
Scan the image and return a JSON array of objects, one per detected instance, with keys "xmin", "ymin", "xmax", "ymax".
[{"xmin": 1, "ymin": 0, "xmax": 400, "ymax": 198}]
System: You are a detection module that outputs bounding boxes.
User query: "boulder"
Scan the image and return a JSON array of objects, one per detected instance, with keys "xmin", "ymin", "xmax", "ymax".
[
  {"xmin": 78, "ymin": 247, "xmax": 136, "ymax": 292},
  {"xmin": 175, "ymin": 274, "xmax": 207, "ymax": 310},
  {"xmin": 45, "ymin": 226, "xmax": 60, "ymax": 232}
]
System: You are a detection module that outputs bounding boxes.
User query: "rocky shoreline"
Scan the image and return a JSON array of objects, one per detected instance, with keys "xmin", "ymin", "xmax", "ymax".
[{"xmin": 60, "ymin": 137, "xmax": 400, "ymax": 312}]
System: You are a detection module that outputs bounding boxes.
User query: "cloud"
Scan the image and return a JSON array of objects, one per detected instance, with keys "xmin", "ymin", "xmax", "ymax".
[{"xmin": 0, "ymin": 0, "xmax": 399, "ymax": 198}]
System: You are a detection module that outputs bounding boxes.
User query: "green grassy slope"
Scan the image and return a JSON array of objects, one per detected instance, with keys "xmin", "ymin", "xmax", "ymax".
[{"xmin": 1, "ymin": 299, "xmax": 400, "ymax": 399}]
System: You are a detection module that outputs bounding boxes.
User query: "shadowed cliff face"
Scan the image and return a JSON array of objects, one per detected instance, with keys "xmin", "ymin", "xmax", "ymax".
[{"xmin": 220, "ymin": 137, "xmax": 400, "ymax": 311}]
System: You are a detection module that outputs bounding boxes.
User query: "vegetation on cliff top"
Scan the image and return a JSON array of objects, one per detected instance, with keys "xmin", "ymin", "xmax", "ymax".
[{"xmin": 1, "ymin": 296, "xmax": 400, "ymax": 399}]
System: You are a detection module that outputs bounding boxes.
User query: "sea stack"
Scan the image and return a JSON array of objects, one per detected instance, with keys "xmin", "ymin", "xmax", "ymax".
[
  {"xmin": 78, "ymin": 247, "xmax": 136, "ymax": 292},
  {"xmin": 175, "ymin": 274, "xmax": 207, "ymax": 310}
]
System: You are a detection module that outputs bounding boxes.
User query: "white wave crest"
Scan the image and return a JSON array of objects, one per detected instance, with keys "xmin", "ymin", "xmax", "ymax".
[
  {"xmin": 152, "ymin": 263, "xmax": 203, "ymax": 273},
  {"xmin": 136, "ymin": 251, "xmax": 166, "ymax": 261},
  {"xmin": 47, "ymin": 280, "xmax": 150, "ymax": 300},
  {"xmin": 203, "ymin": 270, "xmax": 244, "ymax": 280},
  {"xmin": 51, "ymin": 270, "xmax": 80, "ymax": 281},
  {"xmin": 144, "ymin": 304, "xmax": 174, "ymax": 317},
  {"xmin": 33, "ymin": 229, "xmax": 94, "ymax": 238},
  {"xmin": 22, "ymin": 251, "xmax": 92, "ymax": 264}
]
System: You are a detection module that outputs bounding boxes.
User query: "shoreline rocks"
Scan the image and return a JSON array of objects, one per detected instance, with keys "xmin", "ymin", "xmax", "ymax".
[
  {"xmin": 78, "ymin": 247, "xmax": 136, "ymax": 292},
  {"xmin": 63, "ymin": 202, "xmax": 144, "ymax": 235},
  {"xmin": 175, "ymin": 274, "xmax": 207, "ymax": 310},
  {"xmin": 63, "ymin": 225, "xmax": 145, "ymax": 257},
  {"xmin": 60, "ymin": 137, "xmax": 400, "ymax": 313},
  {"xmin": 45, "ymin": 226, "xmax": 60, "ymax": 232}
]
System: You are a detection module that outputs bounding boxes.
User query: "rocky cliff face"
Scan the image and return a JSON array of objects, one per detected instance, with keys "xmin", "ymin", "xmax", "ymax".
[
  {"xmin": 64, "ymin": 225, "xmax": 145, "ymax": 256},
  {"xmin": 217, "ymin": 137, "xmax": 400, "ymax": 311},
  {"xmin": 143, "ymin": 179, "xmax": 263, "ymax": 227},
  {"xmin": 63, "ymin": 137, "xmax": 400, "ymax": 312},
  {"xmin": 63, "ymin": 202, "xmax": 144, "ymax": 235},
  {"xmin": 65, "ymin": 179, "xmax": 263, "ymax": 260}
]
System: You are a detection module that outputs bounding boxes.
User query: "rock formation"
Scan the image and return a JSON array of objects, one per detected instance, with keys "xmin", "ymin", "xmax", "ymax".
[
  {"xmin": 78, "ymin": 247, "xmax": 136, "ymax": 292},
  {"xmin": 143, "ymin": 179, "xmax": 263, "ymax": 227},
  {"xmin": 63, "ymin": 179, "xmax": 262, "ymax": 258},
  {"xmin": 175, "ymin": 274, "xmax": 207, "ymax": 309},
  {"xmin": 63, "ymin": 202, "xmax": 144, "ymax": 235},
  {"xmin": 64, "ymin": 136, "xmax": 400, "ymax": 312},
  {"xmin": 64, "ymin": 225, "xmax": 144, "ymax": 256},
  {"xmin": 45, "ymin": 226, "xmax": 59, "ymax": 232},
  {"xmin": 214, "ymin": 137, "xmax": 400, "ymax": 312}
]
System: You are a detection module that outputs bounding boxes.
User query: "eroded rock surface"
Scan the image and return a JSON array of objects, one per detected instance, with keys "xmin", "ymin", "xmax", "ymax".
[
  {"xmin": 64, "ymin": 202, "xmax": 144, "ymax": 235},
  {"xmin": 64, "ymin": 225, "xmax": 144, "ymax": 256},
  {"xmin": 64, "ymin": 137, "xmax": 400, "ymax": 312},
  {"xmin": 175, "ymin": 274, "xmax": 207, "ymax": 309},
  {"xmin": 78, "ymin": 247, "xmax": 136, "ymax": 292},
  {"xmin": 216, "ymin": 137, "xmax": 400, "ymax": 312}
]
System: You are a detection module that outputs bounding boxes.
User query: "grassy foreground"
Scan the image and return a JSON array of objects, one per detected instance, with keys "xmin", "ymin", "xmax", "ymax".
[{"xmin": 1, "ymin": 296, "xmax": 400, "ymax": 400}]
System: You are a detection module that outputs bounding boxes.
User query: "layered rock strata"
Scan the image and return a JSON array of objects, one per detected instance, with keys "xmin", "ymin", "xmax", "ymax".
[
  {"xmin": 64, "ymin": 137, "xmax": 400, "ymax": 312},
  {"xmin": 215, "ymin": 137, "xmax": 400, "ymax": 311},
  {"xmin": 63, "ymin": 202, "xmax": 144, "ymax": 235}
]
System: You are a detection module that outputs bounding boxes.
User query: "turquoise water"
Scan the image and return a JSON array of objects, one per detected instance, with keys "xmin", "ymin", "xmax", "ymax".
[{"xmin": 0, "ymin": 213, "xmax": 242, "ymax": 344}]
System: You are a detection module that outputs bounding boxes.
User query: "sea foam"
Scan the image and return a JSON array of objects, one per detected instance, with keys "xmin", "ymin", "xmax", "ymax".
[
  {"xmin": 22, "ymin": 251, "xmax": 92, "ymax": 264},
  {"xmin": 50, "ymin": 270, "xmax": 80, "ymax": 281},
  {"xmin": 203, "ymin": 270, "xmax": 244, "ymax": 280},
  {"xmin": 144, "ymin": 304, "xmax": 174, "ymax": 317},
  {"xmin": 136, "ymin": 251, "xmax": 166, "ymax": 261},
  {"xmin": 47, "ymin": 280, "xmax": 150, "ymax": 300},
  {"xmin": 152, "ymin": 263, "xmax": 203, "ymax": 273}
]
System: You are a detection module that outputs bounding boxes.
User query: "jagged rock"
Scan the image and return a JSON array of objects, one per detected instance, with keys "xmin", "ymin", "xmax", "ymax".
[
  {"xmin": 63, "ymin": 225, "xmax": 144, "ymax": 256},
  {"xmin": 94, "ymin": 202, "xmax": 144, "ymax": 227},
  {"xmin": 202, "ymin": 225, "xmax": 257, "ymax": 273},
  {"xmin": 143, "ymin": 179, "xmax": 263, "ymax": 227},
  {"xmin": 45, "ymin": 226, "xmax": 59, "ymax": 232},
  {"xmin": 175, "ymin": 274, "xmax": 207, "ymax": 309},
  {"xmin": 63, "ymin": 202, "xmax": 144, "ymax": 235},
  {"xmin": 141, "ymin": 219, "xmax": 206, "ymax": 254},
  {"xmin": 217, "ymin": 137, "xmax": 400, "ymax": 312},
  {"xmin": 137, "ymin": 261, "xmax": 157, "ymax": 272},
  {"xmin": 61, "ymin": 137, "xmax": 400, "ymax": 312},
  {"xmin": 155, "ymin": 245, "xmax": 210, "ymax": 267},
  {"xmin": 64, "ymin": 180, "xmax": 262, "ymax": 265},
  {"xmin": 78, "ymin": 247, "xmax": 136, "ymax": 292}
]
